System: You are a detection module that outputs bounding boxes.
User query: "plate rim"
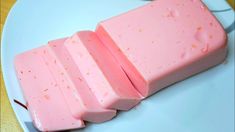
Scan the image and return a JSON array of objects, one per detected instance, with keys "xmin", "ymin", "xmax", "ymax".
[{"xmin": 1, "ymin": 0, "xmax": 30, "ymax": 131}]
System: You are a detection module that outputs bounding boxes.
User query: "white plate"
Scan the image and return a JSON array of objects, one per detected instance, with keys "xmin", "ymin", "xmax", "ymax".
[{"xmin": 1, "ymin": 0, "xmax": 234, "ymax": 132}]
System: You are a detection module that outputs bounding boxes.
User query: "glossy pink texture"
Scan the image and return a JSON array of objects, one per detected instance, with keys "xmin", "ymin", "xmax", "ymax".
[
  {"xmin": 14, "ymin": 47, "xmax": 85, "ymax": 131},
  {"xmin": 14, "ymin": 0, "xmax": 228, "ymax": 130},
  {"xmin": 96, "ymin": 0, "xmax": 227, "ymax": 97},
  {"xmin": 65, "ymin": 31, "xmax": 141, "ymax": 110},
  {"xmin": 47, "ymin": 38, "xmax": 116, "ymax": 123}
]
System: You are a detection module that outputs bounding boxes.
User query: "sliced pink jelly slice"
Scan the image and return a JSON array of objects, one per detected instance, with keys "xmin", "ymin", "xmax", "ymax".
[
  {"xmin": 65, "ymin": 31, "xmax": 141, "ymax": 110},
  {"xmin": 14, "ymin": 46, "xmax": 85, "ymax": 131},
  {"xmin": 96, "ymin": 0, "xmax": 227, "ymax": 97},
  {"xmin": 47, "ymin": 38, "xmax": 116, "ymax": 123}
]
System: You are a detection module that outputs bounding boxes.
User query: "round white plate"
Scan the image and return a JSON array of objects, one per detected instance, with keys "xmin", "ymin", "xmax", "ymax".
[{"xmin": 1, "ymin": 0, "xmax": 234, "ymax": 132}]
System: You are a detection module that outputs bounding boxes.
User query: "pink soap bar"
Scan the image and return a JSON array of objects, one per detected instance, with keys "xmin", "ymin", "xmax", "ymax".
[
  {"xmin": 14, "ymin": 47, "xmax": 85, "ymax": 131},
  {"xmin": 65, "ymin": 31, "xmax": 141, "ymax": 110},
  {"xmin": 96, "ymin": 0, "xmax": 227, "ymax": 97},
  {"xmin": 47, "ymin": 38, "xmax": 116, "ymax": 123}
]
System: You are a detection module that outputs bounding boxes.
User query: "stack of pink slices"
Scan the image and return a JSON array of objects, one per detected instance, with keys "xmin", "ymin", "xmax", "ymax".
[{"xmin": 14, "ymin": 0, "xmax": 227, "ymax": 131}]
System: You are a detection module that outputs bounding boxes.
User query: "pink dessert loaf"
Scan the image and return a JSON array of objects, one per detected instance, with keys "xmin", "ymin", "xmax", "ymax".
[{"xmin": 96, "ymin": 0, "xmax": 227, "ymax": 97}]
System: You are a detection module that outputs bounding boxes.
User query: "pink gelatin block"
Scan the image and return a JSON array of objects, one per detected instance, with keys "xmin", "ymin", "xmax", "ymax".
[
  {"xmin": 14, "ymin": 47, "xmax": 85, "ymax": 131},
  {"xmin": 96, "ymin": 0, "xmax": 227, "ymax": 97},
  {"xmin": 65, "ymin": 31, "xmax": 142, "ymax": 110},
  {"xmin": 47, "ymin": 38, "xmax": 116, "ymax": 123}
]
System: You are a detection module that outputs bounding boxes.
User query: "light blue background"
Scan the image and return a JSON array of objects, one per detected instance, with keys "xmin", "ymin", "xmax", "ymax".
[{"xmin": 1, "ymin": 0, "xmax": 234, "ymax": 132}]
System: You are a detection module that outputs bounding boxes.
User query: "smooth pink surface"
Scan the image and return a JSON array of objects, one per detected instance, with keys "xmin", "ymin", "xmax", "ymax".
[
  {"xmin": 47, "ymin": 38, "xmax": 116, "ymax": 123},
  {"xmin": 65, "ymin": 31, "xmax": 141, "ymax": 110},
  {"xmin": 96, "ymin": 0, "xmax": 227, "ymax": 97},
  {"xmin": 14, "ymin": 46, "xmax": 85, "ymax": 131},
  {"xmin": 14, "ymin": 0, "xmax": 228, "ymax": 130}
]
